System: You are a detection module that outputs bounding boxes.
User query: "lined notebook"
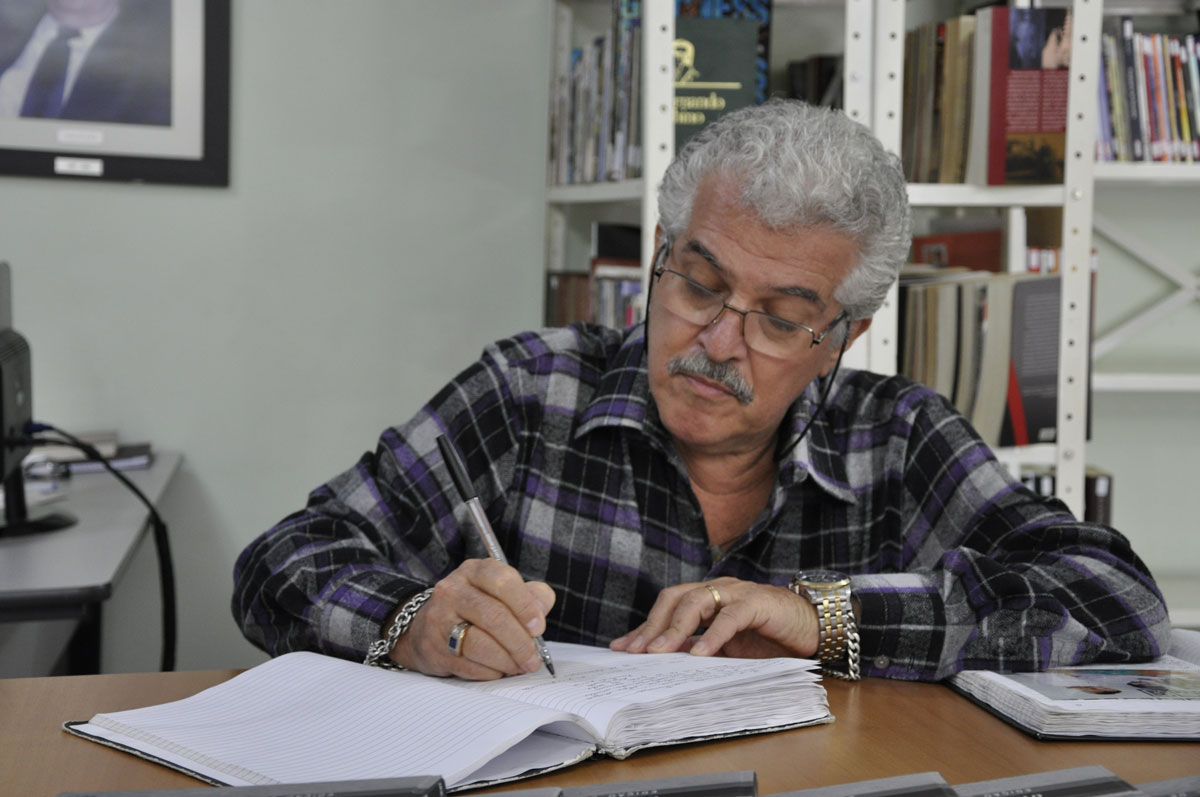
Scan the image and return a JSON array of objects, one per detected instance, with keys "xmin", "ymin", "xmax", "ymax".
[{"xmin": 66, "ymin": 642, "xmax": 830, "ymax": 791}]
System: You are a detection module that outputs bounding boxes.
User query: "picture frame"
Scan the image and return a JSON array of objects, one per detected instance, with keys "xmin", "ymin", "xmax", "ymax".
[{"xmin": 0, "ymin": 0, "xmax": 230, "ymax": 186}]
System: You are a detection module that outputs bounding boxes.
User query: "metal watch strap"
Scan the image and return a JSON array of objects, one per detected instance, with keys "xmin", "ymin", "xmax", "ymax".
[
  {"xmin": 364, "ymin": 586, "xmax": 434, "ymax": 669},
  {"xmin": 790, "ymin": 574, "xmax": 861, "ymax": 681}
]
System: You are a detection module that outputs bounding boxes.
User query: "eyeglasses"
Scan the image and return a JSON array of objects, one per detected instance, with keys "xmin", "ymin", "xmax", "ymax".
[{"xmin": 651, "ymin": 260, "xmax": 848, "ymax": 359}]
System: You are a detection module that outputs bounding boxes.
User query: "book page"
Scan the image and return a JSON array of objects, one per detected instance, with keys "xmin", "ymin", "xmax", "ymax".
[
  {"xmin": 76, "ymin": 652, "xmax": 592, "ymax": 789},
  {"xmin": 458, "ymin": 642, "xmax": 825, "ymax": 751}
]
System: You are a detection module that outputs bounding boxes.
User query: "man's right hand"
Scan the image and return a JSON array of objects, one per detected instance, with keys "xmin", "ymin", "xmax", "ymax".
[{"xmin": 388, "ymin": 558, "xmax": 555, "ymax": 680}]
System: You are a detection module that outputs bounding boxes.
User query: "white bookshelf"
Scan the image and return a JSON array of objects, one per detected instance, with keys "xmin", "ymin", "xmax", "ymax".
[
  {"xmin": 544, "ymin": 0, "xmax": 673, "ymax": 293},
  {"xmin": 543, "ymin": 0, "xmax": 1197, "ymax": 627},
  {"xmin": 852, "ymin": 0, "xmax": 1101, "ymax": 519}
]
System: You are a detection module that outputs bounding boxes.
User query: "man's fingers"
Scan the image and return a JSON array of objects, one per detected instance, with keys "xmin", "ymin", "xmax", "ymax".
[
  {"xmin": 392, "ymin": 560, "xmax": 556, "ymax": 678},
  {"xmin": 645, "ymin": 583, "xmax": 725, "ymax": 652},
  {"xmin": 463, "ymin": 559, "xmax": 553, "ymax": 640},
  {"xmin": 611, "ymin": 582, "xmax": 723, "ymax": 654}
]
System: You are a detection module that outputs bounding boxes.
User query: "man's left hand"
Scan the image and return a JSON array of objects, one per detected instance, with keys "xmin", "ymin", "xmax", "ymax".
[{"xmin": 608, "ymin": 577, "xmax": 820, "ymax": 659}]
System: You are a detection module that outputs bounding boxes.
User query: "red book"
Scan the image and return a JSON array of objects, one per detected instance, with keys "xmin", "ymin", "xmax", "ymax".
[
  {"xmin": 911, "ymin": 228, "xmax": 1004, "ymax": 272},
  {"xmin": 965, "ymin": 6, "xmax": 1071, "ymax": 185}
]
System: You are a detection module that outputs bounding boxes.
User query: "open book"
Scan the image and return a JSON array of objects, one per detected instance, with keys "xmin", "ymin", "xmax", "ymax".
[
  {"xmin": 947, "ymin": 628, "xmax": 1200, "ymax": 740},
  {"xmin": 65, "ymin": 642, "xmax": 830, "ymax": 792}
]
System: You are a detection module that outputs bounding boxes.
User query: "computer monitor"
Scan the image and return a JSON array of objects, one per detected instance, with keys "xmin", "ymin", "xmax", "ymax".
[{"xmin": 0, "ymin": 262, "xmax": 74, "ymax": 536}]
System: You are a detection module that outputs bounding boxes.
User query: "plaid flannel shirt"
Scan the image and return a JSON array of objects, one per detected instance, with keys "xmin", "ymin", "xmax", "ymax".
[{"xmin": 232, "ymin": 323, "xmax": 1170, "ymax": 680}]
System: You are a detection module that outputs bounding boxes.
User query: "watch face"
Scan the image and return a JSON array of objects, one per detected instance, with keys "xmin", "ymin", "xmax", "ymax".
[{"xmin": 795, "ymin": 570, "xmax": 850, "ymax": 588}]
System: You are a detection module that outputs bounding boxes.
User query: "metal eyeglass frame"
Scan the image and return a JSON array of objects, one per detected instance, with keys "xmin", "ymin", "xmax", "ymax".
[{"xmin": 650, "ymin": 244, "xmax": 848, "ymax": 351}]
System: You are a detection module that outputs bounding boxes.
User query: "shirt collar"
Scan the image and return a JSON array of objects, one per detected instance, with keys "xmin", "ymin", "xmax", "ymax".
[{"xmin": 575, "ymin": 324, "xmax": 856, "ymax": 505}]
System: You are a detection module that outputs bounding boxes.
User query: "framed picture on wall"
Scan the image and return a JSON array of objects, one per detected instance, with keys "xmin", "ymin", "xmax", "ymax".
[{"xmin": 0, "ymin": 0, "xmax": 230, "ymax": 186}]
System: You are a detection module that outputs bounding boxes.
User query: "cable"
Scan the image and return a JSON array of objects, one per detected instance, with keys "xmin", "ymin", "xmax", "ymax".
[
  {"xmin": 776, "ymin": 319, "xmax": 851, "ymax": 462},
  {"xmin": 20, "ymin": 422, "xmax": 176, "ymax": 672}
]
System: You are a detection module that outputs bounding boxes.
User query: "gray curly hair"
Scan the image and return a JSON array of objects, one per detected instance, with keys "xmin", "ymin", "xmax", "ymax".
[{"xmin": 657, "ymin": 99, "xmax": 912, "ymax": 322}]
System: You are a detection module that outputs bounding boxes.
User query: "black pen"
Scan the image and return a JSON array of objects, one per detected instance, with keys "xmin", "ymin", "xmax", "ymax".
[{"xmin": 436, "ymin": 434, "xmax": 556, "ymax": 677}]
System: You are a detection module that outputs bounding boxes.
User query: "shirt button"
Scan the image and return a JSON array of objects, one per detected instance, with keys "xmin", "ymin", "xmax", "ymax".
[{"xmin": 873, "ymin": 655, "xmax": 890, "ymax": 670}]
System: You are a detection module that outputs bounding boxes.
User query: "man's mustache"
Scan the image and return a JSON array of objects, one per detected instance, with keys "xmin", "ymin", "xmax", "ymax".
[{"xmin": 667, "ymin": 352, "xmax": 754, "ymax": 405}]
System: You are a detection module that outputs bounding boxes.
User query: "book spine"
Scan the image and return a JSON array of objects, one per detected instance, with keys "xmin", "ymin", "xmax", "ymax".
[
  {"xmin": 1096, "ymin": 41, "xmax": 1115, "ymax": 162},
  {"xmin": 986, "ymin": 7, "xmax": 1008, "ymax": 185},
  {"xmin": 1121, "ymin": 18, "xmax": 1146, "ymax": 161},
  {"xmin": 1175, "ymin": 36, "xmax": 1199, "ymax": 161},
  {"xmin": 1166, "ymin": 37, "xmax": 1185, "ymax": 162},
  {"xmin": 1143, "ymin": 35, "xmax": 1162, "ymax": 161},
  {"xmin": 1104, "ymin": 34, "xmax": 1129, "ymax": 161},
  {"xmin": 1176, "ymin": 36, "xmax": 1196, "ymax": 161},
  {"xmin": 1189, "ymin": 36, "xmax": 1200, "ymax": 162}
]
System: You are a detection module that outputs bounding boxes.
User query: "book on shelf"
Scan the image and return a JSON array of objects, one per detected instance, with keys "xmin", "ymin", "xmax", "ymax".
[
  {"xmin": 1092, "ymin": 17, "xmax": 1200, "ymax": 164},
  {"xmin": 588, "ymin": 221, "xmax": 644, "ymax": 329},
  {"xmin": 999, "ymin": 274, "xmax": 1061, "ymax": 447},
  {"xmin": 65, "ymin": 642, "xmax": 830, "ymax": 792},
  {"xmin": 953, "ymin": 766, "xmax": 1141, "ymax": 797},
  {"xmin": 545, "ymin": 271, "xmax": 591, "ymax": 327},
  {"xmin": 947, "ymin": 628, "xmax": 1200, "ymax": 741},
  {"xmin": 590, "ymin": 260, "xmax": 643, "ymax": 329},
  {"xmin": 897, "ymin": 267, "xmax": 1091, "ymax": 450},
  {"xmin": 937, "ymin": 15, "xmax": 975, "ymax": 184},
  {"xmin": 549, "ymin": 1, "xmax": 643, "ymax": 186},
  {"xmin": 590, "ymin": 220, "xmax": 640, "ymax": 261},
  {"xmin": 673, "ymin": 16, "xmax": 760, "ymax": 153},
  {"xmin": 677, "ymin": 0, "xmax": 772, "ymax": 105},
  {"xmin": 910, "ymin": 228, "xmax": 1003, "ymax": 272},
  {"xmin": 965, "ymin": 6, "xmax": 1071, "ymax": 185},
  {"xmin": 785, "ymin": 54, "xmax": 843, "ymax": 109}
]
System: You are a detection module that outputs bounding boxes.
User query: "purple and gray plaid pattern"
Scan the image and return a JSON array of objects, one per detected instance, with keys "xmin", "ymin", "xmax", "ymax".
[{"xmin": 232, "ymin": 323, "xmax": 1170, "ymax": 681}]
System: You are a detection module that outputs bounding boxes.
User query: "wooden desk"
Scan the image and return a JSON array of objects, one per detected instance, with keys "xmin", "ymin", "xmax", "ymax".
[{"xmin": 2, "ymin": 668, "xmax": 1195, "ymax": 796}]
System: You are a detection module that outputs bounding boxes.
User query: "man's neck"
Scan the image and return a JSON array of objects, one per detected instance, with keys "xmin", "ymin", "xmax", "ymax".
[
  {"xmin": 678, "ymin": 439, "xmax": 778, "ymax": 553},
  {"xmin": 677, "ymin": 437, "xmax": 777, "ymax": 498}
]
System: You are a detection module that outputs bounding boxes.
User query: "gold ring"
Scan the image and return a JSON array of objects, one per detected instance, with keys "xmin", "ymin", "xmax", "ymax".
[
  {"xmin": 706, "ymin": 584, "xmax": 722, "ymax": 612},
  {"xmin": 448, "ymin": 621, "xmax": 471, "ymax": 656}
]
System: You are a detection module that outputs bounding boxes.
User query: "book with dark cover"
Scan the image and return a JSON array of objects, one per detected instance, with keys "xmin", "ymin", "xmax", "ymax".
[
  {"xmin": 677, "ymin": 0, "xmax": 771, "ymax": 104},
  {"xmin": 672, "ymin": 16, "xmax": 759, "ymax": 152},
  {"xmin": 1120, "ymin": 17, "xmax": 1146, "ymax": 160},
  {"xmin": 999, "ymin": 275, "xmax": 1060, "ymax": 447}
]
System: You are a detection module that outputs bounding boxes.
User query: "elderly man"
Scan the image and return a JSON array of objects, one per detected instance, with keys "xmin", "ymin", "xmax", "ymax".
[{"xmin": 233, "ymin": 100, "xmax": 1170, "ymax": 682}]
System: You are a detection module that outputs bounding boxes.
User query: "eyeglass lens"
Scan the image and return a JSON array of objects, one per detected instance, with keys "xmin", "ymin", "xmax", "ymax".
[{"xmin": 655, "ymin": 268, "xmax": 824, "ymax": 357}]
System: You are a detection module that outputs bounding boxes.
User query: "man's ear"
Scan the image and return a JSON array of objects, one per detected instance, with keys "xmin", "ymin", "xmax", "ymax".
[{"xmin": 819, "ymin": 316, "xmax": 872, "ymax": 377}]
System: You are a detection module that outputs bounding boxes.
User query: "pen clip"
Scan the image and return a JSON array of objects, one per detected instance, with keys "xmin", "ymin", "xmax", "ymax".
[{"xmin": 437, "ymin": 434, "xmax": 476, "ymax": 502}]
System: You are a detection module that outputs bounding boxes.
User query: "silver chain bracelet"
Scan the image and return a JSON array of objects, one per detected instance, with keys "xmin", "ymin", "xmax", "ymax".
[
  {"xmin": 823, "ymin": 627, "xmax": 861, "ymax": 681},
  {"xmin": 364, "ymin": 586, "xmax": 434, "ymax": 669}
]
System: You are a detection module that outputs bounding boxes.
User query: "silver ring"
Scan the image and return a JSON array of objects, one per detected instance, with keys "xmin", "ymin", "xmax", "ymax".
[{"xmin": 448, "ymin": 621, "xmax": 471, "ymax": 656}]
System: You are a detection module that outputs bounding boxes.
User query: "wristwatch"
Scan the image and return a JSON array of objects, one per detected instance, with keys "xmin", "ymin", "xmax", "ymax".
[{"xmin": 789, "ymin": 570, "xmax": 860, "ymax": 680}]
